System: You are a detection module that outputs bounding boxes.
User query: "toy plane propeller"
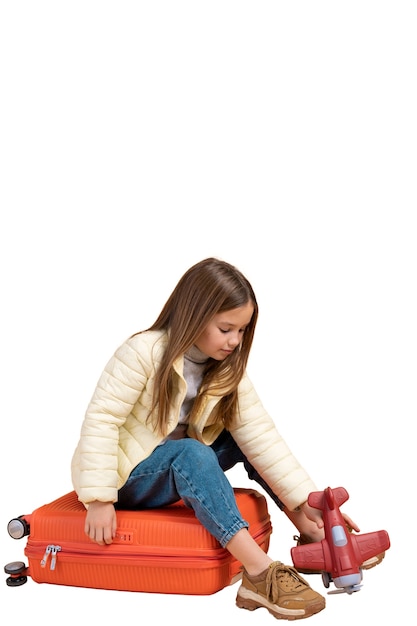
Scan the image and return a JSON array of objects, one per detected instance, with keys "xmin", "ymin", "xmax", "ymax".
[{"xmin": 291, "ymin": 486, "xmax": 390, "ymax": 594}]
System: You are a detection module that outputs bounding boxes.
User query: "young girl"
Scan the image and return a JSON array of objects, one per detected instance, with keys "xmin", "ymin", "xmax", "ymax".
[{"xmin": 71, "ymin": 258, "xmax": 356, "ymax": 620}]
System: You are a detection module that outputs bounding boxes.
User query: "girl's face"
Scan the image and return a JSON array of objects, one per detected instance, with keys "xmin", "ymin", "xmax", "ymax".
[{"xmin": 194, "ymin": 301, "xmax": 254, "ymax": 361}]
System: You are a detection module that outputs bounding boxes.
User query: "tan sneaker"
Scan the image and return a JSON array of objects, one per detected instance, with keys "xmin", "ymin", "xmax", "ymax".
[
  {"xmin": 360, "ymin": 552, "xmax": 385, "ymax": 570},
  {"xmin": 293, "ymin": 533, "xmax": 385, "ymax": 573},
  {"xmin": 236, "ymin": 561, "xmax": 325, "ymax": 620}
]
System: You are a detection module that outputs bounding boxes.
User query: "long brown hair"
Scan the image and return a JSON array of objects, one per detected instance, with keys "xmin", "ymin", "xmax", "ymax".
[{"xmin": 139, "ymin": 258, "xmax": 258, "ymax": 436}]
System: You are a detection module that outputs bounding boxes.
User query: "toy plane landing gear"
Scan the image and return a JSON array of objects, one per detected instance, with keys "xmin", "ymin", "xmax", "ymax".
[
  {"xmin": 291, "ymin": 486, "xmax": 390, "ymax": 594},
  {"xmin": 322, "ymin": 570, "xmax": 361, "ymax": 595}
]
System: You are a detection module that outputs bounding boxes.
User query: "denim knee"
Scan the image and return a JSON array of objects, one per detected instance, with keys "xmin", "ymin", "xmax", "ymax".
[
  {"xmin": 118, "ymin": 438, "xmax": 249, "ymax": 547},
  {"xmin": 175, "ymin": 438, "xmax": 219, "ymax": 470}
]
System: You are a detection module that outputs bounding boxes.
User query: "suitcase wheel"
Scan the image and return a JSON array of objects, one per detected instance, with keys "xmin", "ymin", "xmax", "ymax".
[
  {"xmin": 4, "ymin": 561, "xmax": 28, "ymax": 587},
  {"xmin": 7, "ymin": 517, "xmax": 30, "ymax": 539}
]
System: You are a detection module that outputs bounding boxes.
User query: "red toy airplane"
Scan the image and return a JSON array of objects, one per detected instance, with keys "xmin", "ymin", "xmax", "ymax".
[{"xmin": 291, "ymin": 486, "xmax": 390, "ymax": 594}]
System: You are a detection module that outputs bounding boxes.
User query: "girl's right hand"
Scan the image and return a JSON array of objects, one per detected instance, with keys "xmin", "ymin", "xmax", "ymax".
[{"xmin": 84, "ymin": 501, "xmax": 117, "ymax": 545}]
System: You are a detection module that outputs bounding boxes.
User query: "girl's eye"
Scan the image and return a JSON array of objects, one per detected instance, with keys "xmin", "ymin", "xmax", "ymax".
[{"xmin": 219, "ymin": 328, "xmax": 230, "ymax": 334}]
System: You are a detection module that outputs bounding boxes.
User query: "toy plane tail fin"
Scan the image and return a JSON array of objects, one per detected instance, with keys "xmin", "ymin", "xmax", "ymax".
[{"xmin": 308, "ymin": 486, "xmax": 349, "ymax": 511}]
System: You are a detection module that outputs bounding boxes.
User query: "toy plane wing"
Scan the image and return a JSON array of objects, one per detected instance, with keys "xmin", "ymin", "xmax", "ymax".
[
  {"xmin": 291, "ymin": 542, "xmax": 328, "ymax": 572},
  {"xmin": 350, "ymin": 530, "xmax": 390, "ymax": 564},
  {"xmin": 291, "ymin": 529, "xmax": 390, "ymax": 573}
]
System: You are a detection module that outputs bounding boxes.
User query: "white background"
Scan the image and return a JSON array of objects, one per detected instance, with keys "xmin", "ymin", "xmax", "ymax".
[{"xmin": 1, "ymin": 2, "xmax": 415, "ymax": 624}]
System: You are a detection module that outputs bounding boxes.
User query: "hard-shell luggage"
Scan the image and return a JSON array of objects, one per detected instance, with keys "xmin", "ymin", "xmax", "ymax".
[{"xmin": 5, "ymin": 487, "xmax": 272, "ymax": 595}]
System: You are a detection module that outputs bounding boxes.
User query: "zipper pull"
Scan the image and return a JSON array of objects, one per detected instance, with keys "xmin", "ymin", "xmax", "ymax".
[
  {"xmin": 50, "ymin": 545, "xmax": 61, "ymax": 570},
  {"xmin": 40, "ymin": 544, "xmax": 61, "ymax": 570},
  {"xmin": 40, "ymin": 545, "xmax": 52, "ymax": 568}
]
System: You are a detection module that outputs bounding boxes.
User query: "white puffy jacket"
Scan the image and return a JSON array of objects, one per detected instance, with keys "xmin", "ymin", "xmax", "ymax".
[{"xmin": 71, "ymin": 329, "xmax": 316, "ymax": 510}]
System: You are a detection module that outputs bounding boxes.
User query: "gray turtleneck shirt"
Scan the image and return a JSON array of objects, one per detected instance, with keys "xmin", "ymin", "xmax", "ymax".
[{"xmin": 164, "ymin": 345, "xmax": 209, "ymax": 441}]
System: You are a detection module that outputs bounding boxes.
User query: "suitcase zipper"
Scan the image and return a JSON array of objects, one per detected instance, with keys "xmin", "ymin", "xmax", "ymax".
[
  {"xmin": 41, "ymin": 545, "xmax": 61, "ymax": 570},
  {"xmin": 32, "ymin": 543, "xmax": 229, "ymax": 565},
  {"xmin": 29, "ymin": 520, "xmax": 271, "ymax": 571}
]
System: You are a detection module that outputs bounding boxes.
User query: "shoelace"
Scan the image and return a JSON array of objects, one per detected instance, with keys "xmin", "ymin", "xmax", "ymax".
[{"xmin": 266, "ymin": 562, "xmax": 310, "ymax": 602}]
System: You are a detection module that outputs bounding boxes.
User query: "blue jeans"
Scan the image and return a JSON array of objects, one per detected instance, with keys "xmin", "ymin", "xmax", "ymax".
[{"xmin": 116, "ymin": 430, "xmax": 284, "ymax": 547}]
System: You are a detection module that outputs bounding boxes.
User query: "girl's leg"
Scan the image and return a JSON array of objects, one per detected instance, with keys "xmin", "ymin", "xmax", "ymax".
[
  {"xmin": 210, "ymin": 430, "xmax": 286, "ymax": 510},
  {"xmin": 210, "ymin": 430, "xmax": 324, "ymax": 540},
  {"xmin": 117, "ymin": 438, "xmax": 248, "ymax": 547},
  {"xmin": 118, "ymin": 435, "xmax": 325, "ymax": 618},
  {"xmin": 227, "ymin": 527, "xmax": 273, "ymax": 575}
]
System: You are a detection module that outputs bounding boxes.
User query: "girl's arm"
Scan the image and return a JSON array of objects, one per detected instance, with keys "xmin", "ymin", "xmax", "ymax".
[{"xmin": 73, "ymin": 333, "xmax": 158, "ymax": 504}]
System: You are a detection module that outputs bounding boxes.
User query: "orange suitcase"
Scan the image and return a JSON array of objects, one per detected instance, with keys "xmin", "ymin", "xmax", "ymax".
[{"xmin": 5, "ymin": 488, "xmax": 272, "ymax": 595}]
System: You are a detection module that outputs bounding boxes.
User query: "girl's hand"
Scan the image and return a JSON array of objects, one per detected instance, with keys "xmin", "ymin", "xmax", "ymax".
[
  {"xmin": 300, "ymin": 502, "xmax": 361, "ymax": 533},
  {"xmin": 300, "ymin": 501, "xmax": 324, "ymax": 529},
  {"xmin": 85, "ymin": 501, "xmax": 117, "ymax": 545},
  {"xmin": 341, "ymin": 511, "xmax": 360, "ymax": 533}
]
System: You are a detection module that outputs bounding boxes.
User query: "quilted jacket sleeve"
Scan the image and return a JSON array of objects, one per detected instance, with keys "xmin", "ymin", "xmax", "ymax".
[
  {"xmin": 229, "ymin": 373, "xmax": 317, "ymax": 512},
  {"xmin": 71, "ymin": 332, "xmax": 161, "ymax": 505}
]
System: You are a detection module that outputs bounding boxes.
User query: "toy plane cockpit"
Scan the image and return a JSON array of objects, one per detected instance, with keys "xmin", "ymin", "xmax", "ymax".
[{"xmin": 291, "ymin": 486, "xmax": 390, "ymax": 594}]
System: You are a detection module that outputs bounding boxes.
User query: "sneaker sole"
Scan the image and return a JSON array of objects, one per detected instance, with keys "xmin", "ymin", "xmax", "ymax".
[
  {"xmin": 361, "ymin": 552, "xmax": 385, "ymax": 570},
  {"xmin": 236, "ymin": 585, "xmax": 325, "ymax": 620}
]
